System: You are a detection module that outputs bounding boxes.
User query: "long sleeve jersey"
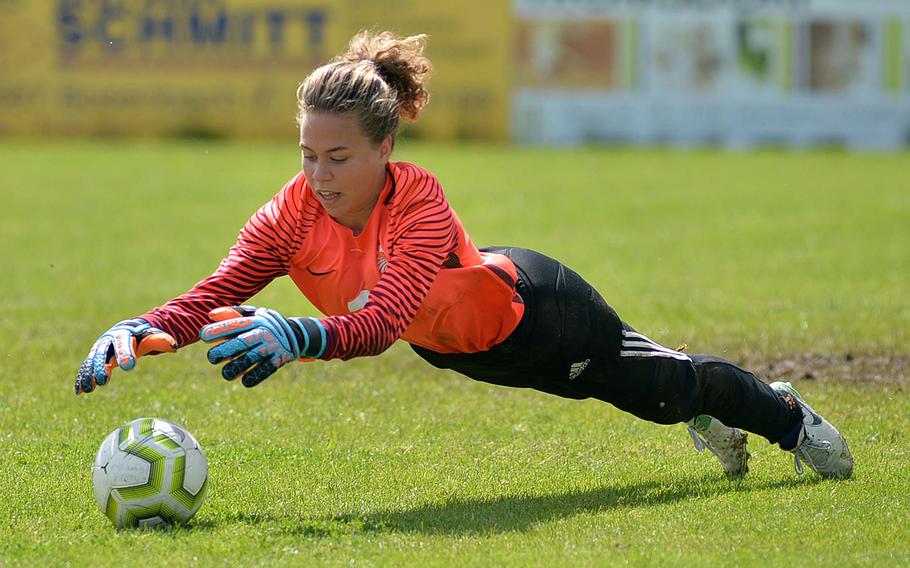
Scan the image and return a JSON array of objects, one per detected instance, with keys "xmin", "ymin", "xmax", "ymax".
[{"xmin": 140, "ymin": 161, "xmax": 525, "ymax": 360}]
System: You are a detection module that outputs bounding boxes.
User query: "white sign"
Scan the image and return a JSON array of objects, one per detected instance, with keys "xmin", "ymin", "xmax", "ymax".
[{"xmin": 513, "ymin": 3, "xmax": 910, "ymax": 148}]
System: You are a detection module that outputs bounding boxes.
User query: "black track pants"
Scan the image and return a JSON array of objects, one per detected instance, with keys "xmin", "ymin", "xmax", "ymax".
[{"xmin": 411, "ymin": 247, "xmax": 797, "ymax": 443}]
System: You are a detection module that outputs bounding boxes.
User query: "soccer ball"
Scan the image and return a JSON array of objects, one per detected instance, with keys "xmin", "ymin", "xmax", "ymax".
[{"xmin": 92, "ymin": 417, "xmax": 208, "ymax": 529}]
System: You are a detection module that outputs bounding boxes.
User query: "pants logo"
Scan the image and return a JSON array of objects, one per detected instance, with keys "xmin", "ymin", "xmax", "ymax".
[{"xmin": 568, "ymin": 358, "xmax": 590, "ymax": 380}]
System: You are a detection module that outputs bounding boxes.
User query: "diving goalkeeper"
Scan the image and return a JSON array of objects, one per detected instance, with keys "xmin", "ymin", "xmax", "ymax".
[{"xmin": 74, "ymin": 31, "xmax": 853, "ymax": 480}]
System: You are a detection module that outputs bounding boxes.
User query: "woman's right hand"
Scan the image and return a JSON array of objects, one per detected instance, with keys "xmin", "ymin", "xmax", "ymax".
[{"xmin": 74, "ymin": 319, "xmax": 177, "ymax": 395}]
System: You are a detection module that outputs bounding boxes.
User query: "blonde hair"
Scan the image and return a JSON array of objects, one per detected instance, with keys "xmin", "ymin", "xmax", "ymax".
[{"xmin": 296, "ymin": 31, "xmax": 433, "ymax": 143}]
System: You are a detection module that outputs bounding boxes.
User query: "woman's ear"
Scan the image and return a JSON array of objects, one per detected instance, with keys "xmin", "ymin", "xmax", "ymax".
[{"xmin": 378, "ymin": 134, "xmax": 394, "ymax": 162}]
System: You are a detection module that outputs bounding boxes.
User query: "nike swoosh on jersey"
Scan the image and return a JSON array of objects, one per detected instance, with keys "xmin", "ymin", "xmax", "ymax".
[{"xmin": 306, "ymin": 266, "xmax": 335, "ymax": 276}]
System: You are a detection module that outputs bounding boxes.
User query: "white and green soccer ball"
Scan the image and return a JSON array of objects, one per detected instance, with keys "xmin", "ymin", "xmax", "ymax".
[{"xmin": 92, "ymin": 417, "xmax": 208, "ymax": 529}]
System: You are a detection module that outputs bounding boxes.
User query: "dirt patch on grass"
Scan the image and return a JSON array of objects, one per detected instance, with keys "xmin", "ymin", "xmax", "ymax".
[{"xmin": 740, "ymin": 353, "xmax": 909, "ymax": 384}]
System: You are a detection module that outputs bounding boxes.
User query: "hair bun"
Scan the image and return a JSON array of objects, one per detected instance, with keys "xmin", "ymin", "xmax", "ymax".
[{"xmin": 339, "ymin": 31, "xmax": 432, "ymax": 122}]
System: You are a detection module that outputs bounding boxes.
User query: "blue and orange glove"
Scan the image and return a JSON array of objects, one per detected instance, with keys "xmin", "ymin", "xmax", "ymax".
[
  {"xmin": 75, "ymin": 319, "xmax": 177, "ymax": 395},
  {"xmin": 200, "ymin": 305, "xmax": 327, "ymax": 388}
]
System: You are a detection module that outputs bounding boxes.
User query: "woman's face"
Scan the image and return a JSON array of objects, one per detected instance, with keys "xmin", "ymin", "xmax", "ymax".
[{"xmin": 299, "ymin": 112, "xmax": 392, "ymax": 233}]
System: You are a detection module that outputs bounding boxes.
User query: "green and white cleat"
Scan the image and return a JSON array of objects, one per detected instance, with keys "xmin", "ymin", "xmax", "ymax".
[
  {"xmin": 770, "ymin": 381, "xmax": 854, "ymax": 479},
  {"xmin": 687, "ymin": 415, "xmax": 749, "ymax": 476}
]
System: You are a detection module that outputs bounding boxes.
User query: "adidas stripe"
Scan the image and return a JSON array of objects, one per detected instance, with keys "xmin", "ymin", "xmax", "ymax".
[{"xmin": 620, "ymin": 330, "xmax": 691, "ymax": 361}]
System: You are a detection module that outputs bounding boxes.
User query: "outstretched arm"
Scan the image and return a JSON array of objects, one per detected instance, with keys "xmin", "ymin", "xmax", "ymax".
[{"xmin": 74, "ymin": 174, "xmax": 306, "ymax": 394}]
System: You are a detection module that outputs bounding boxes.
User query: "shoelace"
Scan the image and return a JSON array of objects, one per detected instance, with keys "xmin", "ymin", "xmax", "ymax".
[
  {"xmin": 688, "ymin": 426, "xmax": 718, "ymax": 457},
  {"xmin": 792, "ymin": 437, "xmax": 833, "ymax": 476},
  {"xmin": 688, "ymin": 426, "xmax": 706, "ymax": 452}
]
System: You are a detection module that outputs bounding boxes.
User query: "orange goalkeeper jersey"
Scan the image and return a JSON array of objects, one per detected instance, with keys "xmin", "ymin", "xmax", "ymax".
[{"xmin": 141, "ymin": 161, "xmax": 525, "ymax": 359}]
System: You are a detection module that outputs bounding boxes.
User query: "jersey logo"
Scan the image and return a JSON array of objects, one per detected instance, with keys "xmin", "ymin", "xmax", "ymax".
[
  {"xmin": 306, "ymin": 266, "xmax": 335, "ymax": 277},
  {"xmin": 377, "ymin": 245, "xmax": 389, "ymax": 273},
  {"xmin": 568, "ymin": 359, "xmax": 590, "ymax": 380}
]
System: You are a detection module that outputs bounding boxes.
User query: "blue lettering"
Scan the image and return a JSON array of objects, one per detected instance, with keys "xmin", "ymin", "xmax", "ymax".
[
  {"xmin": 96, "ymin": 0, "xmax": 126, "ymax": 51},
  {"xmin": 266, "ymin": 10, "xmax": 284, "ymax": 48},
  {"xmin": 54, "ymin": 1, "xmax": 333, "ymax": 64},
  {"xmin": 304, "ymin": 9, "xmax": 326, "ymax": 48},
  {"xmin": 236, "ymin": 12, "xmax": 255, "ymax": 47},
  {"xmin": 141, "ymin": 0, "xmax": 176, "ymax": 41},
  {"xmin": 57, "ymin": 0, "xmax": 84, "ymax": 52},
  {"xmin": 190, "ymin": 1, "xmax": 227, "ymax": 45}
]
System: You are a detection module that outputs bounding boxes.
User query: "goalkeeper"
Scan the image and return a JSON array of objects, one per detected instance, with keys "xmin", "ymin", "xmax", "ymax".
[{"xmin": 74, "ymin": 31, "xmax": 852, "ymax": 480}]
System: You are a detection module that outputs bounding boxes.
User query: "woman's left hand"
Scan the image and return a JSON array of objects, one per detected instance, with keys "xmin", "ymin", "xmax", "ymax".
[{"xmin": 200, "ymin": 305, "xmax": 315, "ymax": 387}]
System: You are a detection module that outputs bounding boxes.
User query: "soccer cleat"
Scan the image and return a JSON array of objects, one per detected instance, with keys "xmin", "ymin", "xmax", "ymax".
[
  {"xmin": 687, "ymin": 415, "xmax": 750, "ymax": 476},
  {"xmin": 769, "ymin": 381, "xmax": 854, "ymax": 479}
]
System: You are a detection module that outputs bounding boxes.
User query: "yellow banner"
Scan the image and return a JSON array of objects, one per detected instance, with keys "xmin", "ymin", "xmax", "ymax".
[{"xmin": 0, "ymin": 0, "xmax": 510, "ymax": 140}]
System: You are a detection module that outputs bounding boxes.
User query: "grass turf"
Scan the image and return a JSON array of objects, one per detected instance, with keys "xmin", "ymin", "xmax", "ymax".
[{"xmin": 0, "ymin": 141, "xmax": 907, "ymax": 565}]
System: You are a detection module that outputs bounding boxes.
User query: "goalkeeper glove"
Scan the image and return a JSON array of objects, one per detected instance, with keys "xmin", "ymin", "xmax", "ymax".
[
  {"xmin": 75, "ymin": 319, "xmax": 177, "ymax": 395},
  {"xmin": 200, "ymin": 305, "xmax": 326, "ymax": 388}
]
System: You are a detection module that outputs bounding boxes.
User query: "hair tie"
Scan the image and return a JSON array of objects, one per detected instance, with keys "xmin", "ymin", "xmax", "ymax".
[{"xmin": 360, "ymin": 59, "xmax": 388, "ymax": 86}]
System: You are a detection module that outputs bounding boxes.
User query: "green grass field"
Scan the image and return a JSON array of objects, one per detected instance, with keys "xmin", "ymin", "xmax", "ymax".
[{"xmin": 0, "ymin": 141, "xmax": 908, "ymax": 566}]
